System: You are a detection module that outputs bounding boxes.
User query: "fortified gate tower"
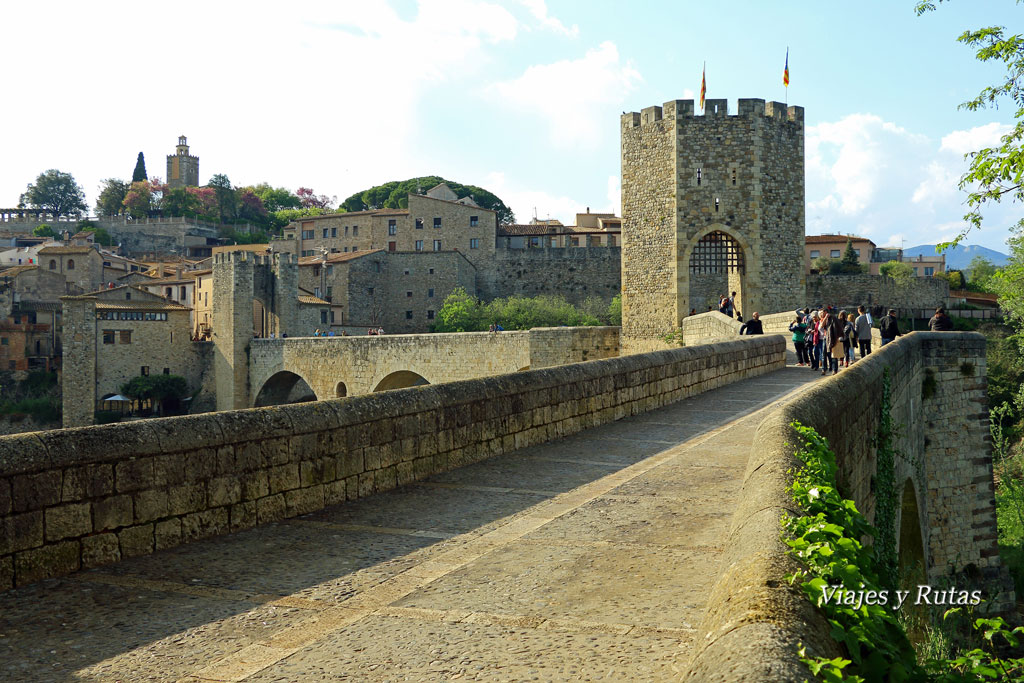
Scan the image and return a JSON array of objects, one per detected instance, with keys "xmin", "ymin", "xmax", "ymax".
[{"xmin": 620, "ymin": 98, "xmax": 805, "ymax": 352}]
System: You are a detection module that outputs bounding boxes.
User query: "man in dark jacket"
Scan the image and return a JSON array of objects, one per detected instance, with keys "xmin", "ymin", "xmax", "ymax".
[
  {"xmin": 880, "ymin": 309, "xmax": 901, "ymax": 346},
  {"xmin": 739, "ymin": 311, "xmax": 763, "ymax": 335},
  {"xmin": 928, "ymin": 307, "xmax": 954, "ymax": 331}
]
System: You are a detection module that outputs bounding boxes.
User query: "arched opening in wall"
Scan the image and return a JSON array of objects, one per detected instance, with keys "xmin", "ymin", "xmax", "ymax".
[
  {"xmin": 253, "ymin": 299, "xmax": 267, "ymax": 338},
  {"xmin": 254, "ymin": 371, "xmax": 317, "ymax": 407},
  {"xmin": 335, "ymin": 381, "xmax": 347, "ymax": 398},
  {"xmin": 687, "ymin": 230, "xmax": 746, "ymax": 317},
  {"xmin": 898, "ymin": 478, "xmax": 929, "ymax": 642},
  {"xmin": 373, "ymin": 370, "xmax": 429, "ymax": 392}
]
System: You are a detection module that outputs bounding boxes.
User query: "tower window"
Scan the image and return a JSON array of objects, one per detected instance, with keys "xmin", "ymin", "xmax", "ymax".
[
  {"xmin": 731, "ymin": 168, "xmax": 737, "ymax": 185},
  {"xmin": 715, "ymin": 198, "xmax": 720, "ymax": 212},
  {"xmin": 696, "ymin": 168, "xmax": 702, "ymax": 186}
]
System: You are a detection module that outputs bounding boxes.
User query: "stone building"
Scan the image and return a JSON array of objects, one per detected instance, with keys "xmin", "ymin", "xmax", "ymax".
[
  {"xmin": 0, "ymin": 265, "xmax": 68, "ymax": 373},
  {"xmin": 620, "ymin": 97, "xmax": 805, "ymax": 352},
  {"xmin": 166, "ymin": 135, "xmax": 199, "ymax": 189},
  {"xmin": 37, "ymin": 245, "xmax": 104, "ymax": 294}
]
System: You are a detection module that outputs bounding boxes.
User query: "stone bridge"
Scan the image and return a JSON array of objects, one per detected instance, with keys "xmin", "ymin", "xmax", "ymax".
[
  {"xmin": 245, "ymin": 327, "xmax": 620, "ymax": 407},
  {"xmin": 0, "ymin": 332, "xmax": 1011, "ymax": 681}
]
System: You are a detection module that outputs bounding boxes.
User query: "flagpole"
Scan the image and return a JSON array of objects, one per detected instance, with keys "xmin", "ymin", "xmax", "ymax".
[{"xmin": 784, "ymin": 48, "xmax": 789, "ymax": 106}]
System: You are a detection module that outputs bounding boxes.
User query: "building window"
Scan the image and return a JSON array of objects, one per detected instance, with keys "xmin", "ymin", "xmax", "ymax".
[
  {"xmin": 322, "ymin": 228, "xmax": 329, "ymax": 238},
  {"xmin": 343, "ymin": 247, "xmax": 348, "ymax": 253},
  {"xmin": 405, "ymin": 311, "xmax": 413, "ymax": 319},
  {"xmin": 415, "ymin": 219, "xmax": 424, "ymax": 229},
  {"xmin": 49, "ymin": 260, "xmax": 56, "ymax": 270},
  {"xmin": 433, "ymin": 240, "xmax": 442, "ymax": 251},
  {"xmin": 469, "ymin": 238, "xmax": 479, "ymax": 249},
  {"xmin": 830, "ymin": 250, "xmax": 841, "ymax": 258},
  {"xmin": 470, "ymin": 216, "xmax": 479, "ymax": 227},
  {"xmin": 429, "ymin": 268, "xmax": 434, "ymax": 275},
  {"xmin": 415, "ymin": 240, "xmax": 423, "ymax": 251},
  {"xmin": 388, "ymin": 242, "xmax": 396, "ymax": 251},
  {"xmin": 331, "ymin": 227, "xmax": 337, "ymax": 238},
  {"xmin": 330, "ymin": 311, "xmax": 336, "ymax": 323},
  {"xmin": 427, "ymin": 310, "xmax": 435, "ymax": 320},
  {"xmin": 388, "ymin": 220, "xmax": 397, "ymax": 235},
  {"xmin": 326, "ymin": 286, "xmax": 332, "ymax": 298},
  {"xmin": 67, "ymin": 259, "xmax": 75, "ymax": 270},
  {"xmin": 854, "ymin": 249, "xmax": 861, "ymax": 257},
  {"xmin": 163, "ymin": 367, "xmax": 170, "ymax": 375},
  {"xmin": 913, "ymin": 267, "xmax": 919, "ymax": 276},
  {"xmin": 571, "ymin": 237, "xmax": 579, "ymax": 246},
  {"xmin": 368, "ymin": 287, "xmax": 374, "ymax": 295},
  {"xmin": 320, "ymin": 310, "xmax": 328, "ymax": 324},
  {"xmin": 180, "ymin": 286, "xmax": 186, "ymax": 299},
  {"xmin": 428, "ymin": 288, "xmax": 434, "ymax": 298},
  {"xmin": 326, "ymin": 265, "xmax": 334, "ymax": 276},
  {"xmin": 140, "ymin": 366, "xmax": 149, "ymax": 376},
  {"xmin": 406, "ymin": 291, "xmax": 413, "ymax": 297},
  {"xmin": 302, "ymin": 230, "xmax": 314, "ymax": 239},
  {"xmin": 165, "ymin": 287, "xmax": 172, "ymax": 297},
  {"xmin": 120, "ymin": 330, "xmax": 132, "ymax": 344},
  {"xmin": 353, "ymin": 226, "xmax": 359, "ymax": 236},
  {"xmin": 352, "ymin": 246, "xmax": 358, "ymax": 252},
  {"xmin": 345, "ymin": 226, "xmax": 349, "ymax": 236},
  {"xmin": 433, "ymin": 217, "xmax": 442, "ymax": 229},
  {"xmin": 302, "ymin": 250, "xmax": 315, "ymax": 257},
  {"xmin": 0, "ymin": 338, "xmax": 7, "ymax": 346},
  {"xmin": 925, "ymin": 267, "xmax": 935, "ymax": 276},
  {"xmin": 809, "ymin": 250, "xmax": 820, "ymax": 259}
]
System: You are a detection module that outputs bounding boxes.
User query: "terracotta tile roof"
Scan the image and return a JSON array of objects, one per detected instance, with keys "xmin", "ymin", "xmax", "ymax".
[
  {"xmin": 16, "ymin": 301, "xmax": 61, "ymax": 312},
  {"xmin": 297, "ymin": 294, "xmax": 330, "ymax": 305},
  {"xmin": 38, "ymin": 245, "xmax": 95, "ymax": 255},
  {"xmin": 298, "ymin": 249, "xmax": 383, "ymax": 266},
  {"xmin": 805, "ymin": 235, "xmax": 874, "ymax": 245},
  {"xmin": 498, "ymin": 224, "xmax": 559, "ymax": 236},
  {"xmin": 96, "ymin": 300, "xmax": 190, "ymax": 311}
]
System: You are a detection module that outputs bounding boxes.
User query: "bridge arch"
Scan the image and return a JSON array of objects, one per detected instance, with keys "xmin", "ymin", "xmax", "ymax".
[
  {"xmin": 254, "ymin": 370, "xmax": 317, "ymax": 407},
  {"xmin": 679, "ymin": 224, "xmax": 756, "ymax": 320},
  {"xmin": 898, "ymin": 477, "xmax": 927, "ymax": 586},
  {"xmin": 373, "ymin": 370, "xmax": 430, "ymax": 392},
  {"xmin": 335, "ymin": 381, "xmax": 347, "ymax": 398}
]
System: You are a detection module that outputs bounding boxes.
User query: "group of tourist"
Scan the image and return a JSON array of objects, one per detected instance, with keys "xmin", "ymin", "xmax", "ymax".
[{"xmin": 367, "ymin": 327, "xmax": 385, "ymax": 335}]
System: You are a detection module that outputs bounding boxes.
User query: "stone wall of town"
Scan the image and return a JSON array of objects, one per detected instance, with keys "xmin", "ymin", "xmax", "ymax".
[
  {"xmin": 621, "ymin": 98, "xmax": 806, "ymax": 355},
  {"xmin": 806, "ymin": 274, "xmax": 949, "ymax": 311},
  {"xmin": 527, "ymin": 327, "xmax": 619, "ymax": 369},
  {"xmin": 687, "ymin": 332, "xmax": 1012, "ymax": 680},
  {"xmin": 0, "ymin": 336, "xmax": 784, "ymax": 591},
  {"xmin": 478, "ymin": 246, "xmax": 621, "ymax": 307}
]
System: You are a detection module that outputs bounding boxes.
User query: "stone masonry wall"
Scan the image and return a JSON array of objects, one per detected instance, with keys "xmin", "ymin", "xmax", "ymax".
[
  {"xmin": 478, "ymin": 246, "xmax": 621, "ymax": 307},
  {"xmin": 807, "ymin": 274, "xmax": 949, "ymax": 311},
  {"xmin": 527, "ymin": 327, "xmax": 619, "ymax": 369},
  {"xmin": 0, "ymin": 336, "xmax": 784, "ymax": 591},
  {"xmin": 687, "ymin": 332, "xmax": 1011, "ymax": 681}
]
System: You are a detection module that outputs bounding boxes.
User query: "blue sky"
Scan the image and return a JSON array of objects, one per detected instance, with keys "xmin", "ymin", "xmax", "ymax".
[{"xmin": 1, "ymin": 0, "xmax": 1019, "ymax": 251}]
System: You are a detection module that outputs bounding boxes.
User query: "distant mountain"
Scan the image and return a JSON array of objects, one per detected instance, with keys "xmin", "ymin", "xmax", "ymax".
[{"xmin": 904, "ymin": 244, "xmax": 1009, "ymax": 270}]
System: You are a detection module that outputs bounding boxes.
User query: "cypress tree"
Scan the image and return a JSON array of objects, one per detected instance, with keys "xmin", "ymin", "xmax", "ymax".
[{"xmin": 132, "ymin": 152, "xmax": 147, "ymax": 182}]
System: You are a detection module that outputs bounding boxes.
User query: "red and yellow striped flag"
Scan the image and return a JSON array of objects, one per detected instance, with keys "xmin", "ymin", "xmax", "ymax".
[
  {"xmin": 783, "ymin": 49, "xmax": 790, "ymax": 87},
  {"xmin": 700, "ymin": 65, "xmax": 706, "ymax": 111}
]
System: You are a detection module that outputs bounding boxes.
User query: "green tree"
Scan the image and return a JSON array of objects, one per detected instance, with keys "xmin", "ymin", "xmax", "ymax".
[
  {"xmin": 248, "ymin": 183, "xmax": 301, "ymax": 213},
  {"xmin": 32, "ymin": 224, "xmax": 55, "ymax": 238},
  {"xmin": 122, "ymin": 180, "xmax": 153, "ymax": 219},
  {"xmin": 120, "ymin": 374, "xmax": 190, "ymax": 415},
  {"xmin": 916, "ymin": 1, "xmax": 1024, "ymax": 245},
  {"xmin": 162, "ymin": 186, "xmax": 203, "ymax": 218},
  {"xmin": 208, "ymin": 174, "xmax": 237, "ymax": 222},
  {"xmin": 935, "ymin": 269, "xmax": 965, "ymax": 289},
  {"xmin": 607, "ymin": 294, "xmax": 622, "ymax": 326},
  {"xmin": 77, "ymin": 226, "xmax": 113, "ymax": 246},
  {"xmin": 879, "ymin": 260, "xmax": 914, "ymax": 282},
  {"xmin": 966, "ymin": 254, "xmax": 998, "ymax": 291},
  {"xmin": 131, "ymin": 152, "xmax": 147, "ymax": 182},
  {"xmin": 434, "ymin": 287, "xmax": 485, "ymax": 332},
  {"xmin": 19, "ymin": 169, "xmax": 87, "ymax": 217},
  {"xmin": 95, "ymin": 178, "xmax": 129, "ymax": 216},
  {"xmin": 342, "ymin": 176, "xmax": 515, "ymax": 224},
  {"xmin": 841, "ymin": 238, "xmax": 859, "ymax": 268}
]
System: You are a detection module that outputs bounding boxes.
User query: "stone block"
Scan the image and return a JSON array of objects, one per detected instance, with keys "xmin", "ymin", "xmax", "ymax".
[
  {"xmin": 0, "ymin": 479, "xmax": 10, "ymax": 515},
  {"xmin": 261, "ymin": 437, "xmax": 290, "ymax": 467},
  {"xmin": 115, "ymin": 458, "xmax": 154, "ymax": 493},
  {"xmin": 256, "ymin": 494, "xmax": 286, "ymax": 524},
  {"xmin": 133, "ymin": 489, "xmax": 169, "ymax": 524},
  {"xmin": 181, "ymin": 508, "xmax": 228, "ymax": 542},
  {"xmin": 299, "ymin": 460, "xmax": 326, "ymax": 487},
  {"xmin": 324, "ymin": 480, "xmax": 346, "ymax": 506},
  {"xmin": 268, "ymin": 465, "xmax": 300, "ymax": 494},
  {"xmin": 155, "ymin": 518, "xmax": 182, "ymax": 550},
  {"xmin": 93, "ymin": 495, "xmax": 133, "ymax": 531},
  {"xmin": 183, "ymin": 449, "xmax": 217, "ymax": 481},
  {"xmin": 358, "ymin": 472, "xmax": 375, "ymax": 498},
  {"xmin": 82, "ymin": 533, "xmax": 120, "ymax": 568},
  {"xmin": 167, "ymin": 483, "xmax": 207, "ymax": 516},
  {"xmin": 45, "ymin": 503, "xmax": 92, "ymax": 542},
  {"xmin": 153, "ymin": 454, "xmax": 186, "ymax": 487},
  {"xmin": 285, "ymin": 485, "xmax": 324, "ymax": 517},
  {"xmin": 234, "ymin": 442, "xmax": 263, "ymax": 471},
  {"xmin": 240, "ymin": 472, "xmax": 269, "ymax": 501},
  {"xmin": 208, "ymin": 476, "xmax": 242, "ymax": 507},
  {"xmin": 0, "ymin": 555, "xmax": 12, "ymax": 591},
  {"xmin": 0, "ymin": 511, "xmax": 43, "ymax": 555},
  {"xmin": 229, "ymin": 502, "xmax": 257, "ymax": 532},
  {"xmin": 374, "ymin": 467, "xmax": 397, "ymax": 493},
  {"xmin": 396, "ymin": 461, "xmax": 415, "ymax": 486},
  {"xmin": 119, "ymin": 524, "xmax": 154, "ymax": 558},
  {"xmin": 12, "ymin": 471, "xmax": 61, "ymax": 512},
  {"xmin": 14, "ymin": 541, "xmax": 79, "ymax": 586}
]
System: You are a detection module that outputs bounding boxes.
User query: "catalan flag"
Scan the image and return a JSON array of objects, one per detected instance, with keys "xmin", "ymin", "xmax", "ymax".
[
  {"xmin": 783, "ymin": 48, "xmax": 790, "ymax": 87},
  {"xmin": 700, "ymin": 64, "xmax": 706, "ymax": 111}
]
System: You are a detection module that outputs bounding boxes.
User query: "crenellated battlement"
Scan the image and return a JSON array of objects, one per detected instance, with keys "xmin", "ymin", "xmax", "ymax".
[{"xmin": 621, "ymin": 97, "xmax": 804, "ymax": 129}]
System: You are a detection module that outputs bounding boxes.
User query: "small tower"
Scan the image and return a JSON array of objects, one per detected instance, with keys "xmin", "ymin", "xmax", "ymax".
[{"xmin": 166, "ymin": 134, "xmax": 200, "ymax": 189}]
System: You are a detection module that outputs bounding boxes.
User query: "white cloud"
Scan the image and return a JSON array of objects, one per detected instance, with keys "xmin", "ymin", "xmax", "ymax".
[
  {"xmin": 485, "ymin": 171, "xmax": 592, "ymax": 224},
  {"xmin": 911, "ymin": 161, "xmax": 959, "ymax": 207},
  {"xmin": 606, "ymin": 175, "xmax": 621, "ymax": 216},
  {"xmin": 940, "ymin": 122, "xmax": 1013, "ymax": 156},
  {"xmin": 517, "ymin": 0, "xmax": 579, "ymax": 36},
  {"xmin": 486, "ymin": 41, "xmax": 642, "ymax": 149}
]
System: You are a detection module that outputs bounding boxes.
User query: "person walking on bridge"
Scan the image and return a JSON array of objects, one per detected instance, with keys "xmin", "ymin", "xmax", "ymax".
[
  {"xmin": 739, "ymin": 311, "xmax": 763, "ymax": 334},
  {"xmin": 929, "ymin": 306, "xmax": 954, "ymax": 331},
  {"xmin": 880, "ymin": 309, "xmax": 901, "ymax": 346},
  {"xmin": 790, "ymin": 315, "xmax": 808, "ymax": 366},
  {"xmin": 854, "ymin": 305, "xmax": 872, "ymax": 359},
  {"xmin": 822, "ymin": 310, "xmax": 844, "ymax": 376}
]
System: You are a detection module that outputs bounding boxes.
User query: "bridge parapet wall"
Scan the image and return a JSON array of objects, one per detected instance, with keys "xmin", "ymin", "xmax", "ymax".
[
  {"xmin": 0, "ymin": 335, "xmax": 782, "ymax": 591},
  {"xmin": 687, "ymin": 332, "xmax": 1012, "ymax": 681}
]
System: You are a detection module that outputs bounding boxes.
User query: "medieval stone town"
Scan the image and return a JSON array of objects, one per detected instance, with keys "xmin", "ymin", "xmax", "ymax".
[{"xmin": 0, "ymin": 5, "xmax": 1022, "ymax": 680}]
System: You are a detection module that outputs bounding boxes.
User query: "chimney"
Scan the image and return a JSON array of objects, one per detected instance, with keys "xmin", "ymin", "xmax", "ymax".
[{"xmin": 175, "ymin": 266, "xmax": 183, "ymax": 280}]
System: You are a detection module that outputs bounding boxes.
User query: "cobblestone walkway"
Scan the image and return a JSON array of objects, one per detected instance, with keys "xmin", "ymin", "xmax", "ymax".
[{"xmin": 0, "ymin": 367, "xmax": 816, "ymax": 682}]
